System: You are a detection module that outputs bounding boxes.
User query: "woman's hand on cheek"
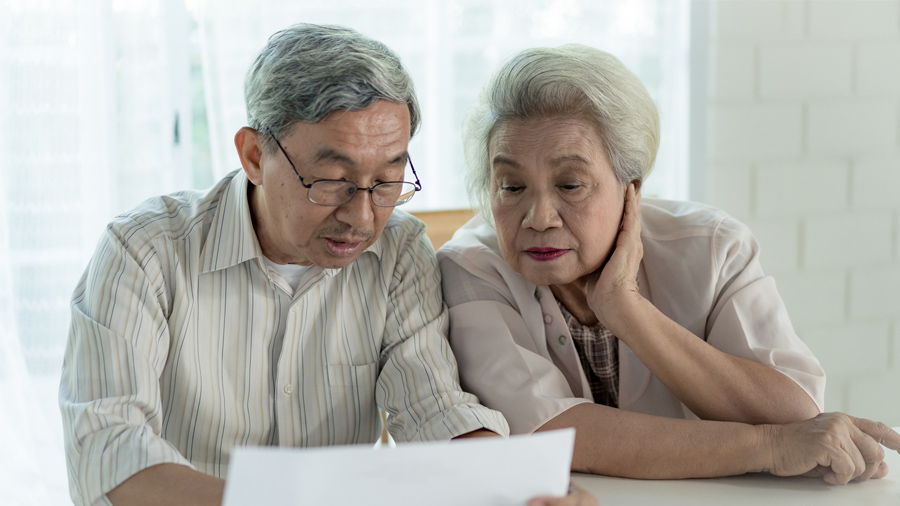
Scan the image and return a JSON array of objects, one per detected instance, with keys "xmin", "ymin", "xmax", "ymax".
[{"xmin": 586, "ymin": 183, "xmax": 643, "ymax": 325}]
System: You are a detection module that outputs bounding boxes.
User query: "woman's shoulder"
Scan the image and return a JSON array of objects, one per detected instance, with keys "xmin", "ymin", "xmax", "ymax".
[
  {"xmin": 436, "ymin": 216, "xmax": 532, "ymax": 308},
  {"xmin": 436, "ymin": 216, "xmax": 503, "ymax": 265},
  {"xmin": 640, "ymin": 197, "xmax": 749, "ymax": 243}
]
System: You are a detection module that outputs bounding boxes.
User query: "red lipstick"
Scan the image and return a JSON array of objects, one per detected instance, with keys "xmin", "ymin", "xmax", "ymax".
[{"xmin": 525, "ymin": 248, "xmax": 568, "ymax": 261}]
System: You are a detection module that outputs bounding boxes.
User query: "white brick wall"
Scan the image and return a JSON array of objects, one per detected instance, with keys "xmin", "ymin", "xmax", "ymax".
[
  {"xmin": 804, "ymin": 212, "xmax": 893, "ymax": 269},
  {"xmin": 705, "ymin": 0, "xmax": 900, "ymax": 425},
  {"xmin": 808, "ymin": 0, "xmax": 900, "ymax": 39},
  {"xmin": 857, "ymin": 43, "xmax": 900, "ymax": 95},
  {"xmin": 799, "ymin": 321, "xmax": 891, "ymax": 376},
  {"xmin": 710, "ymin": 103, "xmax": 803, "ymax": 158},
  {"xmin": 759, "ymin": 43, "xmax": 853, "ymax": 99},
  {"xmin": 755, "ymin": 160, "xmax": 849, "ymax": 217},
  {"xmin": 850, "ymin": 266, "xmax": 900, "ymax": 318},
  {"xmin": 807, "ymin": 100, "xmax": 898, "ymax": 154}
]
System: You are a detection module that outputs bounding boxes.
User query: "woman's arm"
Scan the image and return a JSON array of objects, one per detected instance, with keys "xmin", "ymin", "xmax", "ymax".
[
  {"xmin": 584, "ymin": 184, "xmax": 819, "ymax": 423},
  {"xmin": 605, "ymin": 292, "xmax": 819, "ymax": 423},
  {"xmin": 537, "ymin": 404, "xmax": 899, "ymax": 483}
]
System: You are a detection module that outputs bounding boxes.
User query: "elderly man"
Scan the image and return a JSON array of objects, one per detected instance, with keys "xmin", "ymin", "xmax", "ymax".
[{"xmin": 59, "ymin": 24, "xmax": 513, "ymax": 506}]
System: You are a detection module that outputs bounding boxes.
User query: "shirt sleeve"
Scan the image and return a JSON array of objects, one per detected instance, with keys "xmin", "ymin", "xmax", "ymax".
[
  {"xmin": 704, "ymin": 217, "xmax": 826, "ymax": 411},
  {"xmin": 375, "ymin": 224, "xmax": 510, "ymax": 441},
  {"xmin": 60, "ymin": 222, "xmax": 192, "ymax": 506},
  {"xmin": 439, "ymin": 253, "xmax": 591, "ymax": 435}
]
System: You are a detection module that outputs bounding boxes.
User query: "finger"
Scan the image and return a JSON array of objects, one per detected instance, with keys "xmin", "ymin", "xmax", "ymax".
[
  {"xmin": 847, "ymin": 425, "xmax": 885, "ymax": 482},
  {"xmin": 624, "ymin": 184, "xmax": 640, "ymax": 228},
  {"xmin": 527, "ymin": 494, "xmax": 596, "ymax": 506},
  {"xmin": 617, "ymin": 184, "xmax": 642, "ymax": 255},
  {"xmin": 872, "ymin": 461, "xmax": 889, "ymax": 480},
  {"xmin": 801, "ymin": 466, "xmax": 828, "ymax": 479},
  {"xmin": 841, "ymin": 436, "xmax": 870, "ymax": 483},
  {"xmin": 850, "ymin": 416, "xmax": 900, "ymax": 452},
  {"xmin": 568, "ymin": 482, "xmax": 598, "ymax": 505},
  {"xmin": 822, "ymin": 443, "xmax": 858, "ymax": 485}
]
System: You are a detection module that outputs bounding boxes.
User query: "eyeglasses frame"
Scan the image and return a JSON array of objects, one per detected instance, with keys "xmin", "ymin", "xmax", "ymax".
[{"xmin": 266, "ymin": 127, "xmax": 422, "ymax": 207}]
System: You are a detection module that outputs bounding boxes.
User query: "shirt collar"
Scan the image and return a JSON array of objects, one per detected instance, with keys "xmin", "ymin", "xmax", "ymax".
[
  {"xmin": 201, "ymin": 170, "xmax": 385, "ymax": 275},
  {"xmin": 201, "ymin": 170, "xmax": 263, "ymax": 274}
]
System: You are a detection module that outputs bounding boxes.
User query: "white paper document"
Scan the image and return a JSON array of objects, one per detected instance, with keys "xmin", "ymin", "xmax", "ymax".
[{"xmin": 223, "ymin": 428, "xmax": 575, "ymax": 506}]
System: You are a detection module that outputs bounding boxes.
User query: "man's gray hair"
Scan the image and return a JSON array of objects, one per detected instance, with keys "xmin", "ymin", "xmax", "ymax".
[
  {"xmin": 462, "ymin": 44, "xmax": 660, "ymax": 224},
  {"xmin": 245, "ymin": 23, "xmax": 420, "ymax": 150}
]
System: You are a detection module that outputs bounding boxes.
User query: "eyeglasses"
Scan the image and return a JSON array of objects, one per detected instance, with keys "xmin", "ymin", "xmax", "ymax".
[{"xmin": 267, "ymin": 128, "xmax": 422, "ymax": 207}]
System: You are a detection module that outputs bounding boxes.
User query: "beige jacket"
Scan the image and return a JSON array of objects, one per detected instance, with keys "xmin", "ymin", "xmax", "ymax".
[{"xmin": 438, "ymin": 198, "xmax": 825, "ymax": 435}]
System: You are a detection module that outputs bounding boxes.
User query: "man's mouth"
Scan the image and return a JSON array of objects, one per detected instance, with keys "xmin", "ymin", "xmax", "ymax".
[
  {"xmin": 524, "ymin": 247, "xmax": 568, "ymax": 261},
  {"xmin": 324, "ymin": 237, "xmax": 364, "ymax": 257}
]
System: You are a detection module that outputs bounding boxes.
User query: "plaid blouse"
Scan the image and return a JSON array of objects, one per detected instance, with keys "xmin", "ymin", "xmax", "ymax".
[{"xmin": 557, "ymin": 301, "xmax": 619, "ymax": 408}]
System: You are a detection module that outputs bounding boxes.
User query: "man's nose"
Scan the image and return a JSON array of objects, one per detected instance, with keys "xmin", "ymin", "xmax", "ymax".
[{"xmin": 335, "ymin": 188, "xmax": 376, "ymax": 229}]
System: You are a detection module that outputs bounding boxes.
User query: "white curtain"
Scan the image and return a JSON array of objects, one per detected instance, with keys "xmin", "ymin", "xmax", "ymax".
[
  {"xmin": 196, "ymin": 0, "xmax": 691, "ymax": 209},
  {"xmin": 0, "ymin": 1, "xmax": 689, "ymax": 504}
]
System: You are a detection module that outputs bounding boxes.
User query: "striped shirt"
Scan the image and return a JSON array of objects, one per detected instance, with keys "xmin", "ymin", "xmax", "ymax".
[{"xmin": 60, "ymin": 170, "xmax": 509, "ymax": 506}]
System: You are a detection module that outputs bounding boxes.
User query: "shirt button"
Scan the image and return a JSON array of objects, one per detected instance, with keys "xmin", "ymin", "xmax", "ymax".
[
  {"xmin": 534, "ymin": 287, "xmax": 542, "ymax": 300},
  {"xmin": 558, "ymin": 335, "xmax": 567, "ymax": 346},
  {"xmin": 283, "ymin": 383, "xmax": 294, "ymax": 394},
  {"xmin": 543, "ymin": 313, "xmax": 552, "ymax": 324}
]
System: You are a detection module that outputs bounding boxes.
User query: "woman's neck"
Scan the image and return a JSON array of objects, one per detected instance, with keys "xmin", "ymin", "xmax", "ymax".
[{"xmin": 549, "ymin": 282, "xmax": 598, "ymax": 327}]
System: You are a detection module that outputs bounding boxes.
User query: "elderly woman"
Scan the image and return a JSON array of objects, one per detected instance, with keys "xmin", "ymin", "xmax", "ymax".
[{"xmin": 438, "ymin": 44, "xmax": 899, "ymax": 481}]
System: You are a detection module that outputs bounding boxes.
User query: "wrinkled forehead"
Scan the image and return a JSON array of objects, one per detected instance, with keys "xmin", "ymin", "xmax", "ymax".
[{"xmin": 487, "ymin": 116, "xmax": 610, "ymax": 167}]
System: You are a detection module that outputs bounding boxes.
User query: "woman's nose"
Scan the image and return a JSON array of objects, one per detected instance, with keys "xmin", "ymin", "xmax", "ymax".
[{"xmin": 522, "ymin": 192, "xmax": 562, "ymax": 231}]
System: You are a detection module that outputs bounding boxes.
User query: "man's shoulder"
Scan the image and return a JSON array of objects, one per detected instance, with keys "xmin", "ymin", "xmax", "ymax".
[
  {"xmin": 368, "ymin": 209, "xmax": 429, "ymax": 259},
  {"xmin": 108, "ymin": 172, "xmax": 236, "ymax": 246},
  {"xmin": 383, "ymin": 208, "xmax": 427, "ymax": 235}
]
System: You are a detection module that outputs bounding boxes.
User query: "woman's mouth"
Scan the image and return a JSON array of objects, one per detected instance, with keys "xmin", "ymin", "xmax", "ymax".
[{"xmin": 525, "ymin": 248, "xmax": 568, "ymax": 261}]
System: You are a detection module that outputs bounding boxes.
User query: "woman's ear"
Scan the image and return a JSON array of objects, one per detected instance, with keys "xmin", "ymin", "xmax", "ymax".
[
  {"xmin": 631, "ymin": 179, "xmax": 642, "ymax": 193},
  {"xmin": 235, "ymin": 127, "xmax": 264, "ymax": 186}
]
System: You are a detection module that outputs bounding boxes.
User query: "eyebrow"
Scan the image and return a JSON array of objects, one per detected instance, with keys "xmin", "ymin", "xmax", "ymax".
[
  {"xmin": 312, "ymin": 148, "xmax": 409, "ymax": 167},
  {"xmin": 491, "ymin": 154, "xmax": 520, "ymax": 168},
  {"xmin": 549, "ymin": 154, "xmax": 591, "ymax": 167},
  {"xmin": 491, "ymin": 154, "xmax": 592, "ymax": 168}
]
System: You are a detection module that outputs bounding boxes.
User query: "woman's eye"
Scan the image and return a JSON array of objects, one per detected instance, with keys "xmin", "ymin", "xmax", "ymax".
[
  {"xmin": 500, "ymin": 185, "xmax": 523, "ymax": 193},
  {"xmin": 559, "ymin": 183, "xmax": 583, "ymax": 191}
]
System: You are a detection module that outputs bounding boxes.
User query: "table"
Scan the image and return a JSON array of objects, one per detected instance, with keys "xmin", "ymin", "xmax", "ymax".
[{"xmin": 572, "ymin": 427, "xmax": 900, "ymax": 505}]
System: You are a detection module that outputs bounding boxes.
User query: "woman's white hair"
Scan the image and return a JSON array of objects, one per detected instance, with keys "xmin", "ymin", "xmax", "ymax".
[
  {"xmin": 462, "ymin": 44, "xmax": 660, "ymax": 225},
  {"xmin": 245, "ymin": 23, "xmax": 420, "ymax": 152}
]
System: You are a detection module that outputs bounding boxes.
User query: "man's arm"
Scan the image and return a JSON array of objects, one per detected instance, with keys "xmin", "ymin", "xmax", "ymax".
[
  {"xmin": 377, "ymin": 220, "xmax": 509, "ymax": 441},
  {"xmin": 107, "ymin": 465, "xmax": 224, "ymax": 506},
  {"xmin": 538, "ymin": 404, "xmax": 900, "ymax": 483},
  {"xmin": 61, "ymin": 224, "xmax": 193, "ymax": 505},
  {"xmin": 453, "ymin": 429, "xmax": 501, "ymax": 439}
]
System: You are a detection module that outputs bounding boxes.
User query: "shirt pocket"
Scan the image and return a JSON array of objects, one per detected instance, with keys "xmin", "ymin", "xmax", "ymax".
[{"xmin": 326, "ymin": 362, "xmax": 381, "ymax": 444}]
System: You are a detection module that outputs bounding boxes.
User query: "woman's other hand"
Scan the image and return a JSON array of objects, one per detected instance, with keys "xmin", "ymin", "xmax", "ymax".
[
  {"xmin": 527, "ymin": 482, "xmax": 599, "ymax": 506},
  {"xmin": 764, "ymin": 412, "xmax": 900, "ymax": 484}
]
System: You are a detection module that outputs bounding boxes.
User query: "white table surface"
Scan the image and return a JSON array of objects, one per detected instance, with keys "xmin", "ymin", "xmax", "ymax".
[{"xmin": 572, "ymin": 427, "xmax": 900, "ymax": 506}]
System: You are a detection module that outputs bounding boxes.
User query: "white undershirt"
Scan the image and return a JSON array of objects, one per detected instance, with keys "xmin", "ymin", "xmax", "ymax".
[{"xmin": 263, "ymin": 256, "xmax": 311, "ymax": 294}]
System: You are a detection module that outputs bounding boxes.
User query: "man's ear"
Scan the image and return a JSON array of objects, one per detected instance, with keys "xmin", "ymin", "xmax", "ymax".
[{"xmin": 235, "ymin": 127, "xmax": 264, "ymax": 186}]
